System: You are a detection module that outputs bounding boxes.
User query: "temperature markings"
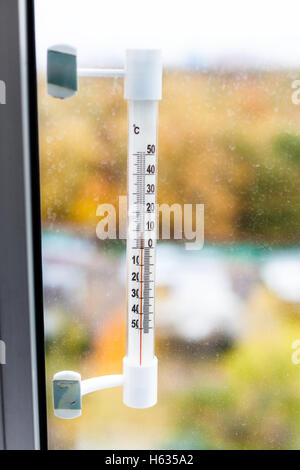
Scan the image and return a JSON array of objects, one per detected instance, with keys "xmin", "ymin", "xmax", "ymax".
[
  {"xmin": 136, "ymin": 152, "xmax": 145, "ymax": 207},
  {"xmin": 139, "ymin": 236, "xmax": 144, "ymax": 365},
  {"xmin": 143, "ymin": 247, "xmax": 151, "ymax": 334}
]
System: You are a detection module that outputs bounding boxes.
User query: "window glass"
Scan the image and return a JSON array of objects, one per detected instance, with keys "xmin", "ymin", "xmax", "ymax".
[{"xmin": 35, "ymin": 0, "xmax": 300, "ymax": 450}]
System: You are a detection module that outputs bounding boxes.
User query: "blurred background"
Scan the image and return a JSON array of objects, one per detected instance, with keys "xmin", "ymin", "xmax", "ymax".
[{"xmin": 35, "ymin": 0, "xmax": 300, "ymax": 449}]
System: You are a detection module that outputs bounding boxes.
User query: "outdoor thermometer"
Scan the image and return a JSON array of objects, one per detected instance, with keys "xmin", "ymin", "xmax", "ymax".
[{"xmin": 48, "ymin": 45, "xmax": 162, "ymax": 418}]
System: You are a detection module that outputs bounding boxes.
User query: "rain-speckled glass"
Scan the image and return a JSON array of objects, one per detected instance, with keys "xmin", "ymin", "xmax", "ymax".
[{"xmin": 35, "ymin": 0, "xmax": 300, "ymax": 450}]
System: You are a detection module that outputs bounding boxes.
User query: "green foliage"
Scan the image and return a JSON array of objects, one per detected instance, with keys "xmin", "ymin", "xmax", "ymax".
[
  {"xmin": 172, "ymin": 316, "xmax": 300, "ymax": 450},
  {"xmin": 274, "ymin": 133, "xmax": 300, "ymax": 162},
  {"xmin": 237, "ymin": 166, "xmax": 300, "ymax": 241},
  {"xmin": 46, "ymin": 311, "xmax": 91, "ymax": 359}
]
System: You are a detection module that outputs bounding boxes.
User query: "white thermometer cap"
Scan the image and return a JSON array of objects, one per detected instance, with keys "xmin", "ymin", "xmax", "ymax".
[{"xmin": 125, "ymin": 49, "xmax": 162, "ymax": 101}]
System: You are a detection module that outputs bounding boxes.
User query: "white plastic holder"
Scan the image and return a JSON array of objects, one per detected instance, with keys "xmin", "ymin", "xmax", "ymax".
[
  {"xmin": 48, "ymin": 46, "xmax": 162, "ymax": 418},
  {"xmin": 53, "ymin": 371, "xmax": 124, "ymax": 419},
  {"xmin": 53, "ymin": 359, "xmax": 158, "ymax": 418},
  {"xmin": 47, "ymin": 45, "xmax": 162, "ymax": 101}
]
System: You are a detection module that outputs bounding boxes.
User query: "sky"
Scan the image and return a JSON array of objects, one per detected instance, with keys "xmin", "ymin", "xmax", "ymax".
[{"xmin": 35, "ymin": 0, "xmax": 300, "ymax": 70}]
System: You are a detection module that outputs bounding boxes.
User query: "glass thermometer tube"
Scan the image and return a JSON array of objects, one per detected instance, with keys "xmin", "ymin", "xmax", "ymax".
[{"xmin": 127, "ymin": 100, "xmax": 158, "ymax": 366}]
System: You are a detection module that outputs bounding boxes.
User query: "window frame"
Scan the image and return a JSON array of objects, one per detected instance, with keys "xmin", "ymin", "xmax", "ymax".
[{"xmin": 0, "ymin": 0, "xmax": 47, "ymax": 450}]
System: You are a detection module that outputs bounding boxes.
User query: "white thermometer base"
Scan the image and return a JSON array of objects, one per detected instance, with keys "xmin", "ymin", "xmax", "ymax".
[{"xmin": 123, "ymin": 356, "xmax": 158, "ymax": 409}]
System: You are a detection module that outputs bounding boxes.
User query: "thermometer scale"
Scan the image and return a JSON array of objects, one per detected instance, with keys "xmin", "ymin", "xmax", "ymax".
[{"xmin": 127, "ymin": 100, "xmax": 158, "ymax": 366}]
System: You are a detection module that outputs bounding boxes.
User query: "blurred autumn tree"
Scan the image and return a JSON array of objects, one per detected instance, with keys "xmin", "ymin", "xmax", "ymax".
[{"xmin": 38, "ymin": 71, "xmax": 300, "ymax": 243}]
